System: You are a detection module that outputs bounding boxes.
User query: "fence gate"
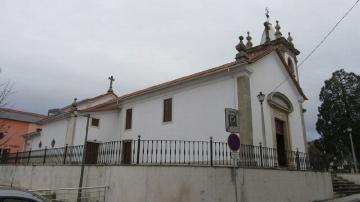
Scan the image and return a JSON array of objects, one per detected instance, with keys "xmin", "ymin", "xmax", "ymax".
[
  {"xmin": 85, "ymin": 142, "xmax": 100, "ymax": 164},
  {"xmin": 122, "ymin": 141, "xmax": 132, "ymax": 164}
]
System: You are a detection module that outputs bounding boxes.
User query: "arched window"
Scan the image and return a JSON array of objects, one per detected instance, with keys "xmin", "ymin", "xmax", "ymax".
[{"xmin": 287, "ymin": 58, "xmax": 295, "ymax": 76}]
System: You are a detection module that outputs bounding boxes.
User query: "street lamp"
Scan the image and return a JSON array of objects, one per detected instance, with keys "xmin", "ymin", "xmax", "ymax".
[
  {"xmin": 347, "ymin": 127, "xmax": 358, "ymax": 173},
  {"xmin": 257, "ymin": 92, "xmax": 267, "ymax": 147}
]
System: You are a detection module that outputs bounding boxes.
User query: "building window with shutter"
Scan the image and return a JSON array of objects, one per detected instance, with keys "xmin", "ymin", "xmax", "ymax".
[
  {"xmin": 91, "ymin": 118, "xmax": 100, "ymax": 127},
  {"xmin": 125, "ymin": 108, "xmax": 132, "ymax": 130},
  {"xmin": 163, "ymin": 98, "xmax": 172, "ymax": 122}
]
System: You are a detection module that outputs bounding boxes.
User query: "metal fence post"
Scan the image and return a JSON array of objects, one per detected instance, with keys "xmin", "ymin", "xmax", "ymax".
[
  {"xmin": 15, "ymin": 151, "xmax": 19, "ymax": 165},
  {"xmin": 210, "ymin": 137, "xmax": 213, "ymax": 167},
  {"xmin": 259, "ymin": 142, "xmax": 263, "ymax": 167},
  {"xmin": 27, "ymin": 149, "xmax": 31, "ymax": 164},
  {"xmin": 296, "ymin": 148, "xmax": 300, "ymax": 170},
  {"xmin": 137, "ymin": 136, "xmax": 141, "ymax": 164},
  {"xmin": 63, "ymin": 144, "xmax": 68, "ymax": 165},
  {"xmin": 43, "ymin": 147, "xmax": 47, "ymax": 165},
  {"xmin": 0, "ymin": 150, "xmax": 2, "ymax": 164}
]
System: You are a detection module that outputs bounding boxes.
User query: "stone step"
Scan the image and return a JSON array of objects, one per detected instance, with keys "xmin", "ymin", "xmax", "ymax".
[
  {"xmin": 333, "ymin": 179, "xmax": 353, "ymax": 182},
  {"xmin": 334, "ymin": 187, "xmax": 360, "ymax": 192},
  {"xmin": 334, "ymin": 190, "xmax": 360, "ymax": 195},
  {"xmin": 333, "ymin": 184, "xmax": 360, "ymax": 188},
  {"xmin": 333, "ymin": 183, "xmax": 360, "ymax": 188},
  {"xmin": 334, "ymin": 185, "xmax": 360, "ymax": 188},
  {"xmin": 331, "ymin": 175, "xmax": 360, "ymax": 196},
  {"xmin": 333, "ymin": 182, "xmax": 356, "ymax": 185},
  {"xmin": 333, "ymin": 181, "xmax": 359, "ymax": 186}
]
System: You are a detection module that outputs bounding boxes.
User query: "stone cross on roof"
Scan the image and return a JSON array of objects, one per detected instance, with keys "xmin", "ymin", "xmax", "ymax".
[{"xmin": 108, "ymin": 75, "xmax": 115, "ymax": 93}]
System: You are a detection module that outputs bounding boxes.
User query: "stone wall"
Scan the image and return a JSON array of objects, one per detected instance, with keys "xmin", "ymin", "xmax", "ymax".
[{"xmin": 0, "ymin": 165, "xmax": 333, "ymax": 202}]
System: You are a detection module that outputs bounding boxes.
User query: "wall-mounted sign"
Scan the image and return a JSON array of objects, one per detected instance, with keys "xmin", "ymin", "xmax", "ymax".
[{"xmin": 225, "ymin": 108, "xmax": 240, "ymax": 133}]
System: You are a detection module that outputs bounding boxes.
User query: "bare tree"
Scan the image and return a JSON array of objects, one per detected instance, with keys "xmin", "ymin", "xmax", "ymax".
[
  {"xmin": 0, "ymin": 81, "xmax": 13, "ymax": 108},
  {"xmin": 0, "ymin": 73, "xmax": 14, "ymax": 149}
]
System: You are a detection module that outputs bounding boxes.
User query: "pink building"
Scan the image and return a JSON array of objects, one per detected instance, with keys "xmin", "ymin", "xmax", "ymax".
[{"xmin": 0, "ymin": 108, "xmax": 47, "ymax": 153}]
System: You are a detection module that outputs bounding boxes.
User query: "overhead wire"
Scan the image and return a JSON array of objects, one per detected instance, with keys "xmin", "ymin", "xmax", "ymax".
[{"xmin": 270, "ymin": 0, "xmax": 360, "ymax": 93}]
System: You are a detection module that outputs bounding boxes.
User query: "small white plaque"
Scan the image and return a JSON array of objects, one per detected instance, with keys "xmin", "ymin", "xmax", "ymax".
[{"xmin": 231, "ymin": 151, "xmax": 240, "ymax": 160}]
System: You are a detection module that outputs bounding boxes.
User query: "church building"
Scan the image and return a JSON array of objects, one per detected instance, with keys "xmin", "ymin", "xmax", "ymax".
[{"xmin": 26, "ymin": 19, "xmax": 308, "ymax": 157}]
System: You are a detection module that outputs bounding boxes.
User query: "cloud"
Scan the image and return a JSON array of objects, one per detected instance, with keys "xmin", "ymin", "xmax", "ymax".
[{"xmin": 0, "ymin": 0, "xmax": 359, "ymax": 140}]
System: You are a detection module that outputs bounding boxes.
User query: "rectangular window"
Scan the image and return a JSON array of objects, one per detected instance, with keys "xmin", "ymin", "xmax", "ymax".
[
  {"xmin": 163, "ymin": 98, "xmax": 172, "ymax": 122},
  {"xmin": 91, "ymin": 118, "xmax": 100, "ymax": 127},
  {"xmin": 125, "ymin": 108, "xmax": 132, "ymax": 130}
]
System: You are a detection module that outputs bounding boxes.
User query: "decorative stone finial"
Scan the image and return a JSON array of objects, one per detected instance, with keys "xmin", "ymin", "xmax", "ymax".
[
  {"xmin": 287, "ymin": 32, "xmax": 293, "ymax": 45},
  {"xmin": 72, "ymin": 98, "xmax": 78, "ymax": 108},
  {"xmin": 235, "ymin": 36, "xmax": 248, "ymax": 62},
  {"xmin": 71, "ymin": 98, "xmax": 77, "ymax": 111},
  {"xmin": 246, "ymin": 32, "xmax": 253, "ymax": 48},
  {"xmin": 275, "ymin": 20, "xmax": 282, "ymax": 39},
  {"xmin": 264, "ymin": 21, "xmax": 271, "ymax": 43}
]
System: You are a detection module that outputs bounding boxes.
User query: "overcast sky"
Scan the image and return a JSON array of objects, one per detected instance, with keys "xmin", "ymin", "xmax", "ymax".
[{"xmin": 0, "ymin": 0, "xmax": 359, "ymax": 140}]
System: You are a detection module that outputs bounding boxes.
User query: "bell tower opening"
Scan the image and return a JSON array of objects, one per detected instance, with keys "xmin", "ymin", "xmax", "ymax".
[{"xmin": 287, "ymin": 57, "xmax": 295, "ymax": 77}]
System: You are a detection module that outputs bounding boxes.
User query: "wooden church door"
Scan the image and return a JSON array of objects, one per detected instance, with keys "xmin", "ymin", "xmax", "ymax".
[{"xmin": 275, "ymin": 119, "xmax": 287, "ymax": 167}]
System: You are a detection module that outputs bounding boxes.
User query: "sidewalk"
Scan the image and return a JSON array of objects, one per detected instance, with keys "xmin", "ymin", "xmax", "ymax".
[{"xmin": 324, "ymin": 194, "xmax": 360, "ymax": 202}]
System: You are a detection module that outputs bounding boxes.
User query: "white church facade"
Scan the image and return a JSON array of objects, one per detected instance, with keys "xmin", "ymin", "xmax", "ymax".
[{"xmin": 25, "ymin": 20, "xmax": 308, "ymax": 155}]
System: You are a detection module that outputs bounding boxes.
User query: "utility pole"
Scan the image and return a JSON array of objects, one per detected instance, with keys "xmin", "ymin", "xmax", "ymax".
[
  {"xmin": 347, "ymin": 128, "xmax": 358, "ymax": 173},
  {"xmin": 77, "ymin": 114, "xmax": 91, "ymax": 202}
]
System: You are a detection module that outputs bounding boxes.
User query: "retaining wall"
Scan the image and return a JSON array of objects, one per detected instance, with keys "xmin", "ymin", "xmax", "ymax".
[{"xmin": 0, "ymin": 165, "xmax": 333, "ymax": 202}]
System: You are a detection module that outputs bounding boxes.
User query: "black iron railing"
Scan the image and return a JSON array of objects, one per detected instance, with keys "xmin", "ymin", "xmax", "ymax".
[{"xmin": 0, "ymin": 137, "xmax": 325, "ymax": 171}]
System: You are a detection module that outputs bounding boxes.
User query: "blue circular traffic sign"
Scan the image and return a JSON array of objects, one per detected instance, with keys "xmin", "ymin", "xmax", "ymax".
[{"xmin": 227, "ymin": 133, "xmax": 240, "ymax": 151}]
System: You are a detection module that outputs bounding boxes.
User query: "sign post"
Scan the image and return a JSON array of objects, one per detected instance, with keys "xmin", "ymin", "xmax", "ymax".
[{"xmin": 227, "ymin": 133, "xmax": 240, "ymax": 202}]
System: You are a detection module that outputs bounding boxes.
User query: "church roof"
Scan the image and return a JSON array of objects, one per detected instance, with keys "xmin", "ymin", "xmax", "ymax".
[
  {"xmin": 38, "ymin": 91, "xmax": 118, "ymax": 124},
  {"xmin": 82, "ymin": 38, "xmax": 307, "ymax": 113},
  {"xmin": 62, "ymin": 91, "xmax": 117, "ymax": 111}
]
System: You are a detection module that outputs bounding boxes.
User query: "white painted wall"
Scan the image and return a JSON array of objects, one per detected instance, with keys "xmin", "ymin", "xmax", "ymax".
[
  {"xmin": 33, "ymin": 119, "xmax": 68, "ymax": 149},
  {"xmin": 31, "ymin": 52, "xmax": 306, "ymax": 153},
  {"xmin": 0, "ymin": 165, "xmax": 333, "ymax": 202},
  {"xmin": 73, "ymin": 111, "xmax": 121, "ymax": 145},
  {"xmin": 25, "ymin": 134, "xmax": 41, "ymax": 151},
  {"xmin": 249, "ymin": 52, "xmax": 306, "ymax": 151},
  {"xmin": 31, "ymin": 111, "xmax": 121, "ymax": 149},
  {"xmin": 117, "ymin": 52, "xmax": 306, "ymax": 152},
  {"xmin": 120, "ymin": 76, "xmax": 237, "ymax": 142}
]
